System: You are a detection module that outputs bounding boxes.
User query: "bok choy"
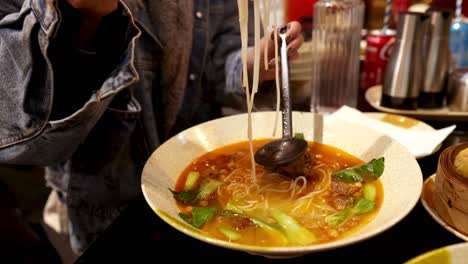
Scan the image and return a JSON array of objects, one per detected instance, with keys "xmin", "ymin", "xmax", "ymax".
[
  {"xmin": 170, "ymin": 177, "xmax": 222, "ymax": 205},
  {"xmin": 179, "ymin": 206, "xmax": 218, "ymax": 228},
  {"xmin": 325, "ymin": 198, "xmax": 376, "ymax": 226},
  {"xmin": 270, "ymin": 209, "xmax": 317, "ymax": 245},
  {"xmin": 184, "ymin": 171, "xmax": 200, "ymax": 190},
  {"xmin": 224, "ymin": 202, "xmax": 288, "ymax": 244},
  {"xmin": 218, "ymin": 227, "xmax": 242, "ymax": 241},
  {"xmin": 333, "ymin": 157, "xmax": 385, "ymax": 183}
]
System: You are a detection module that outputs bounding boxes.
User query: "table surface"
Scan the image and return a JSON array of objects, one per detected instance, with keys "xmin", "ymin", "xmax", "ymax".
[{"xmin": 76, "ymin": 119, "xmax": 468, "ymax": 264}]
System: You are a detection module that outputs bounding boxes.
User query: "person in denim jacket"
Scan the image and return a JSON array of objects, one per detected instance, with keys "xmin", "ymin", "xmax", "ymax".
[{"xmin": 0, "ymin": 0, "xmax": 304, "ymax": 257}]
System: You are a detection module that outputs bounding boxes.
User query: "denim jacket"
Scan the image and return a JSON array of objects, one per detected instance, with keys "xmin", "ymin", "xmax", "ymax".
[{"xmin": 0, "ymin": 0, "xmax": 255, "ymax": 253}]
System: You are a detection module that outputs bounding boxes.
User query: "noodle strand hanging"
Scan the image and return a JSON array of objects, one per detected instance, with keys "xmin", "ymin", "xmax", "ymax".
[
  {"xmin": 262, "ymin": 0, "xmax": 270, "ymax": 70},
  {"xmin": 251, "ymin": 0, "xmax": 261, "ymax": 99},
  {"xmin": 272, "ymin": 0, "xmax": 280, "ymax": 137}
]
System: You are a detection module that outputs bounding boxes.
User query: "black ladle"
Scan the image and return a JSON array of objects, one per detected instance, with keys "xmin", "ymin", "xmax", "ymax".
[{"xmin": 254, "ymin": 26, "xmax": 308, "ymax": 168}]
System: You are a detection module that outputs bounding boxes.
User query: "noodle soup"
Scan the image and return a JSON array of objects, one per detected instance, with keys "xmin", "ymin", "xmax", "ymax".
[{"xmin": 171, "ymin": 139, "xmax": 383, "ymax": 247}]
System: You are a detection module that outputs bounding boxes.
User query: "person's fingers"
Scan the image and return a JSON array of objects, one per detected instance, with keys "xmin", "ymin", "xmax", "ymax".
[
  {"xmin": 287, "ymin": 34, "xmax": 304, "ymax": 59},
  {"xmin": 267, "ymin": 21, "xmax": 302, "ymax": 43},
  {"xmin": 288, "ymin": 33, "xmax": 304, "ymax": 50},
  {"xmin": 258, "ymin": 59, "xmax": 279, "ymax": 82},
  {"xmin": 261, "ymin": 22, "xmax": 304, "ymax": 67},
  {"xmin": 268, "ymin": 59, "xmax": 276, "ymax": 69},
  {"xmin": 286, "ymin": 21, "xmax": 302, "ymax": 42}
]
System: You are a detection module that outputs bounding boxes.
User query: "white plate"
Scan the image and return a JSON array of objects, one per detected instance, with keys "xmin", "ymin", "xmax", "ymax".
[
  {"xmin": 365, "ymin": 85, "xmax": 468, "ymax": 122},
  {"xmin": 421, "ymin": 175, "xmax": 468, "ymax": 242},
  {"xmin": 406, "ymin": 242, "xmax": 468, "ymax": 264},
  {"xmin": 365, "ymin": 112, "xmax": 442, "ymax": 159}
]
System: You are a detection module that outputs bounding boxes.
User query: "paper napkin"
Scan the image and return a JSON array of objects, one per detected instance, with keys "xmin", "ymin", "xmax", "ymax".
[{"xmin": 326, "ymin": 106, "xmax": 456, "ymax": 158}]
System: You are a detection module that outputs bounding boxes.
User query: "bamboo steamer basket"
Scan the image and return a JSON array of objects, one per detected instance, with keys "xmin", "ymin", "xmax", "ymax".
[{"xmin": 433, "ymin": 142, "xmax": 468, "ymax": 236}]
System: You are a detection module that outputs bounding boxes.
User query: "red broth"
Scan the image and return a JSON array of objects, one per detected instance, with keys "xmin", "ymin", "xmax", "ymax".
[{"xmin": 175, "ymin": 139, "xmax": 383, "ymax": 246}]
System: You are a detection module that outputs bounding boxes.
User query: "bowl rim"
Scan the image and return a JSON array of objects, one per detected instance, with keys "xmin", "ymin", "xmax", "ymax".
[{"xmin": 141, "ymin": 111, "xmax": 424, "ymax": 255}]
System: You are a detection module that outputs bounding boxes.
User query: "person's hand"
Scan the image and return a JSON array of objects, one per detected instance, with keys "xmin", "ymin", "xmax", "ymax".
[
  {"xmin": 66, "ymin": 0, "xmax": 120, "ymax": 46},
  {"xmin": 247, "ymin": 21, "xmax": 304, "ymax": 83}
]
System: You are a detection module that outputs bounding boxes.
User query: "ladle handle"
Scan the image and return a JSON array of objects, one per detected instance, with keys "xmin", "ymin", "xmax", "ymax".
[{"xmin": 279, "ymin": 27, "xmax": 292, "ymax": 138}]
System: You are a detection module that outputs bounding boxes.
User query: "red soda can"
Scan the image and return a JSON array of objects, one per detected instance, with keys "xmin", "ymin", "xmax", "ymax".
[{"xmin": 361, "ymin": 29, "xmax": 396, "ymax": 91}]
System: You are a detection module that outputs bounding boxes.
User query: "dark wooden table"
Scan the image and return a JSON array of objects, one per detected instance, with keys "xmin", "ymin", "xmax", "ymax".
[{"xmin": 76, "ymin": 119, "xmax": 468, "ymax": 264}]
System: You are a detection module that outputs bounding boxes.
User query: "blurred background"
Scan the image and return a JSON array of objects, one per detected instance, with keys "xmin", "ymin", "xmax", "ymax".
[{"xmin": 286, "ymin": 0, "xmax": 468, "ymax": 31}]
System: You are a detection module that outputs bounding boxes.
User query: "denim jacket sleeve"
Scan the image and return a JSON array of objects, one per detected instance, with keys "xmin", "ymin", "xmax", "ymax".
[{"xmin": 0, "ymin": 0, "xmax": 141, "ymax": 166}]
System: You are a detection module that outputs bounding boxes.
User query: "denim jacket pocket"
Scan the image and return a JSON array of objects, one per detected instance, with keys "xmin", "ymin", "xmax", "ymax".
[
  {"xmin": 45, "ymin": 92, "xmax": 145, "ymax": 202},
  {"xmin": 68, "ymin": 92, "xmax": 143, "ymax": 169}
]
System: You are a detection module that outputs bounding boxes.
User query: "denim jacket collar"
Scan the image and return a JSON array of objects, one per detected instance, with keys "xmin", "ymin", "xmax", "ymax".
[
  {"xmin": 31, "ymin": 0, "xmax": 59, "ymax": 38},
  {"xmin": 0, "ymin": 0, "xmax": 142, "ymax": 149}
]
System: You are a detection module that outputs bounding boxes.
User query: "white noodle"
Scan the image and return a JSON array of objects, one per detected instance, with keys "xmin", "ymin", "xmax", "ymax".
[
  {"xmin": 272, "ymin": 0, "xmax": 280, "ymax": 137},
  {"xmin": 237, "ymin": 0, "xmax": 249, "ymax": 89},
  {"xmin": 312, "ymin": 203, "xmax": 337, "ymax": 212},
  {"xmin": 237, "ymin": 0, "xmax": 257, "ymax": 185},
  {"xmin": 262, "ymin": 0, "xmax": 270, "ymax": 70},
  {"xmin": 251, "ymin": 0, "xmax": 261, "ymax": 98},
  {"xmin": 222, "ymin": 168, "xmax": 244, "ymax": 182}
]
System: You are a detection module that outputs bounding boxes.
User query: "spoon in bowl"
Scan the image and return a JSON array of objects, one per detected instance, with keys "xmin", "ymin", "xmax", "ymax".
[{"xmin": 254, "ymin": 25, "xmax": 308, "ymax": 169}]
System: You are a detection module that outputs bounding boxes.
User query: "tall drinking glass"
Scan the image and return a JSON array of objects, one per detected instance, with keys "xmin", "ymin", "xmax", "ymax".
[{"xmin": 310, "ymin": 0, "xmax": 365, "ymax": 113}]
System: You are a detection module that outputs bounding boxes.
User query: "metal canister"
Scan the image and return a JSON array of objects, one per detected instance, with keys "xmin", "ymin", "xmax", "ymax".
[
  {"xmin": 448, "ymin": 69, "xmax": 468, "ymax": 112},
  {"xmin": 419, "ymin": 10, "xmax": 452, "ymax": 109},
  {"xmin": 382, "ymin": 12, "xmax": 428, "ymax": 110},
  {"xmin": 362, "ymin": 29, "xmax": 396, "ymax": 91}
]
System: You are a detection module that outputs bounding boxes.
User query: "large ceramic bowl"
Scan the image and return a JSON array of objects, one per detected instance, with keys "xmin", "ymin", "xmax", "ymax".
[{"xmin": 141, "ymin": 112, "xmax": 423, "ymax": 258}]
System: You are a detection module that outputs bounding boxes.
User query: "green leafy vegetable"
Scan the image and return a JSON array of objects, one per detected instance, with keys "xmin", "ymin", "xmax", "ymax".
[
  {"xmin": 169, "ymin": 189, "xmax": 198, "ymax": 204},
  {"xmin": 325, "ymin": 198, "xmax": 376, "ymax": 226},
  {"xmin": 197, "ymin": 178, "xmax": 223, "ymax": 200},
  {"xmin": 325, "ymin": 210, "xmax": 352, "ymax": 226},
  {"xmin": 363, "ymin": 183, "xmax": 377, "ymax": 202},
  {"xmin": 170, "ymin": 177, "xmax": 223, "ymax": 205},
  {"xmin": 225, "ymin": 202, "xmax": 244, "ymax": 214},
  {"xmin": 179, "ymin": 213, "xmax": 192, "ymax": 224},
  {"xmin": 352, "ymin": 198, "xmax": 376, "ymax": 214},
  {"xmin": 224, "ymin": 202, "xmax": 287, "ymax": 243},
  {"xmin": 218, "ymin": 227, "xmax": 242, "ymax": 241},
  {"xmin": 184, "ymin": 171, "xmax": 200, "ymax": 190},
  {"xmin": 294, "ymin": 132, "xmax": 305, "ymax": 140},
  {"xmin": 192, "ymin": 206, "xmax": 217, "ymax": 228},
  {"xmin": 225, "ymin": 202, "xmax": 278, "ymax": 231},
  {"xmin": 270, "ymin": 208, "xmax": 317, "ymax": 245},
  {"xmin": 333, "ymin": 157, "xmax": 385, "ymax": 183},
  {"xmin": 179, "ymin": 207, "xmax": 218, "ymax": 228}
]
